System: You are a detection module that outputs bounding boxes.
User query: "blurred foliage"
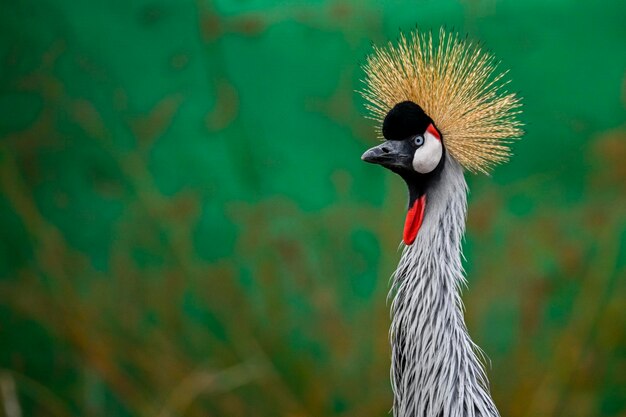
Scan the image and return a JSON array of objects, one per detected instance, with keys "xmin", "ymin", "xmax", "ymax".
[{"xmin": 1, "ymin": 0, "xmax": 625, "ymax": 416}]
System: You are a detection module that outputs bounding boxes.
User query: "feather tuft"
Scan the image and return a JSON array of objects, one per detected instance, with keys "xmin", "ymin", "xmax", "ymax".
[{"xmin": 361, "ymin": 28, "xmax": 523, "ymax": 174}]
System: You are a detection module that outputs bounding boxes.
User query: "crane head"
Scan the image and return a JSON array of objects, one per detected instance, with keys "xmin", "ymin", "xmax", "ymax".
[
  {"xmin": 359, "ymin": 29, "xmax": 523, "ymax": 245},
  {"xmin": 362, "ymin": 101, "xmax": 445, "ymax": 245}
]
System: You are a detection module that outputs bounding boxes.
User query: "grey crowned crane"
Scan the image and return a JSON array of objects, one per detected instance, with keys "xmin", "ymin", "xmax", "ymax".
[{"xmin": 360, "ymin": 30, "xmax": 523, "ymax": 417}]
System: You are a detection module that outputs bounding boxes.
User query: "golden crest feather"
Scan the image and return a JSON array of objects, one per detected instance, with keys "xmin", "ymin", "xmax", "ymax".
[{"xmin": 361, "ymin": 28, "xmax": 523, "ymax": 174}]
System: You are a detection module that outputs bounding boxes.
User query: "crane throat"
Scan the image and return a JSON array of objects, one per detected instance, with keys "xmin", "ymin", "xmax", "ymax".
[{"xmin": 403, "ymin": 194, "xmax": 426, "ymax": 245}]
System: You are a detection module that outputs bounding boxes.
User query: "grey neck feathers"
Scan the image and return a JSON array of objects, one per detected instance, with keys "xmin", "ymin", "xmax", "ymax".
[{"xmin": 390, "ymin": 155, "xmax": 499, "ymax": 417}]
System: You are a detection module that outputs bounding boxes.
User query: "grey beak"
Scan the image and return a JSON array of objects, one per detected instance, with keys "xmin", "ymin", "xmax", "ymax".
[
  {"xmin": 361, "ymin": 145, "xmax": 383, "ymax": 163},
  {"xmin": 361, "ymin": 140, "xmax": 413, "ymax": 170}
]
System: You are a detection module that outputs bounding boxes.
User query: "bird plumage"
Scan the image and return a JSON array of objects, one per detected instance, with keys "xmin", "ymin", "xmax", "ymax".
[
  {"xmin": 390, "ymin": 155, "xmax": 498, "ymax": 417},
  {"xmin": 360, "ymin": 28, "xmax": 523, "ymax": 417}
]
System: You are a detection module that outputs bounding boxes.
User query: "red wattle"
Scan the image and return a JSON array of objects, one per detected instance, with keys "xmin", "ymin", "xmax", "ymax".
[{"xmin": 403, "ymin": 195, "xmax": 426, "ymax": 245}]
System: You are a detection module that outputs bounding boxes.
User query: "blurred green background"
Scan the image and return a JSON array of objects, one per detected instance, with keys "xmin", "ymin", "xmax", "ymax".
[{"xmin": 1, "ymin": 0, "xmax": 625, "ymax": 416}]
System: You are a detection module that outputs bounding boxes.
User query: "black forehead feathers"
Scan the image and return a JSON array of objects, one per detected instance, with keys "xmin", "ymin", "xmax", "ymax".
[{"xmin": 382, "ymin": 101, "xmax": 433, "ymax": 141}]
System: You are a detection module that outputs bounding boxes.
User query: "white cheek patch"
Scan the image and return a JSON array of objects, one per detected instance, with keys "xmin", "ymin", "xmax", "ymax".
[{"xmin": 412, "ymin": 131, "xmax": 443, "ymax": 174}]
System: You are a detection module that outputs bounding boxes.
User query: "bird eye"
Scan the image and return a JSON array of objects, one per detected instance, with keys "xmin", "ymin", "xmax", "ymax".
[{"xmin": 414, "ymin": 136, "xmax": 424, "ymax": 147}]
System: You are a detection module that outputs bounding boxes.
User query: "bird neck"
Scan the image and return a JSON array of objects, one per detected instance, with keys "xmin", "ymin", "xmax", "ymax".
[{"xmin": 390, "ymin": 155, "xmax": 499, "ymax": 417}]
